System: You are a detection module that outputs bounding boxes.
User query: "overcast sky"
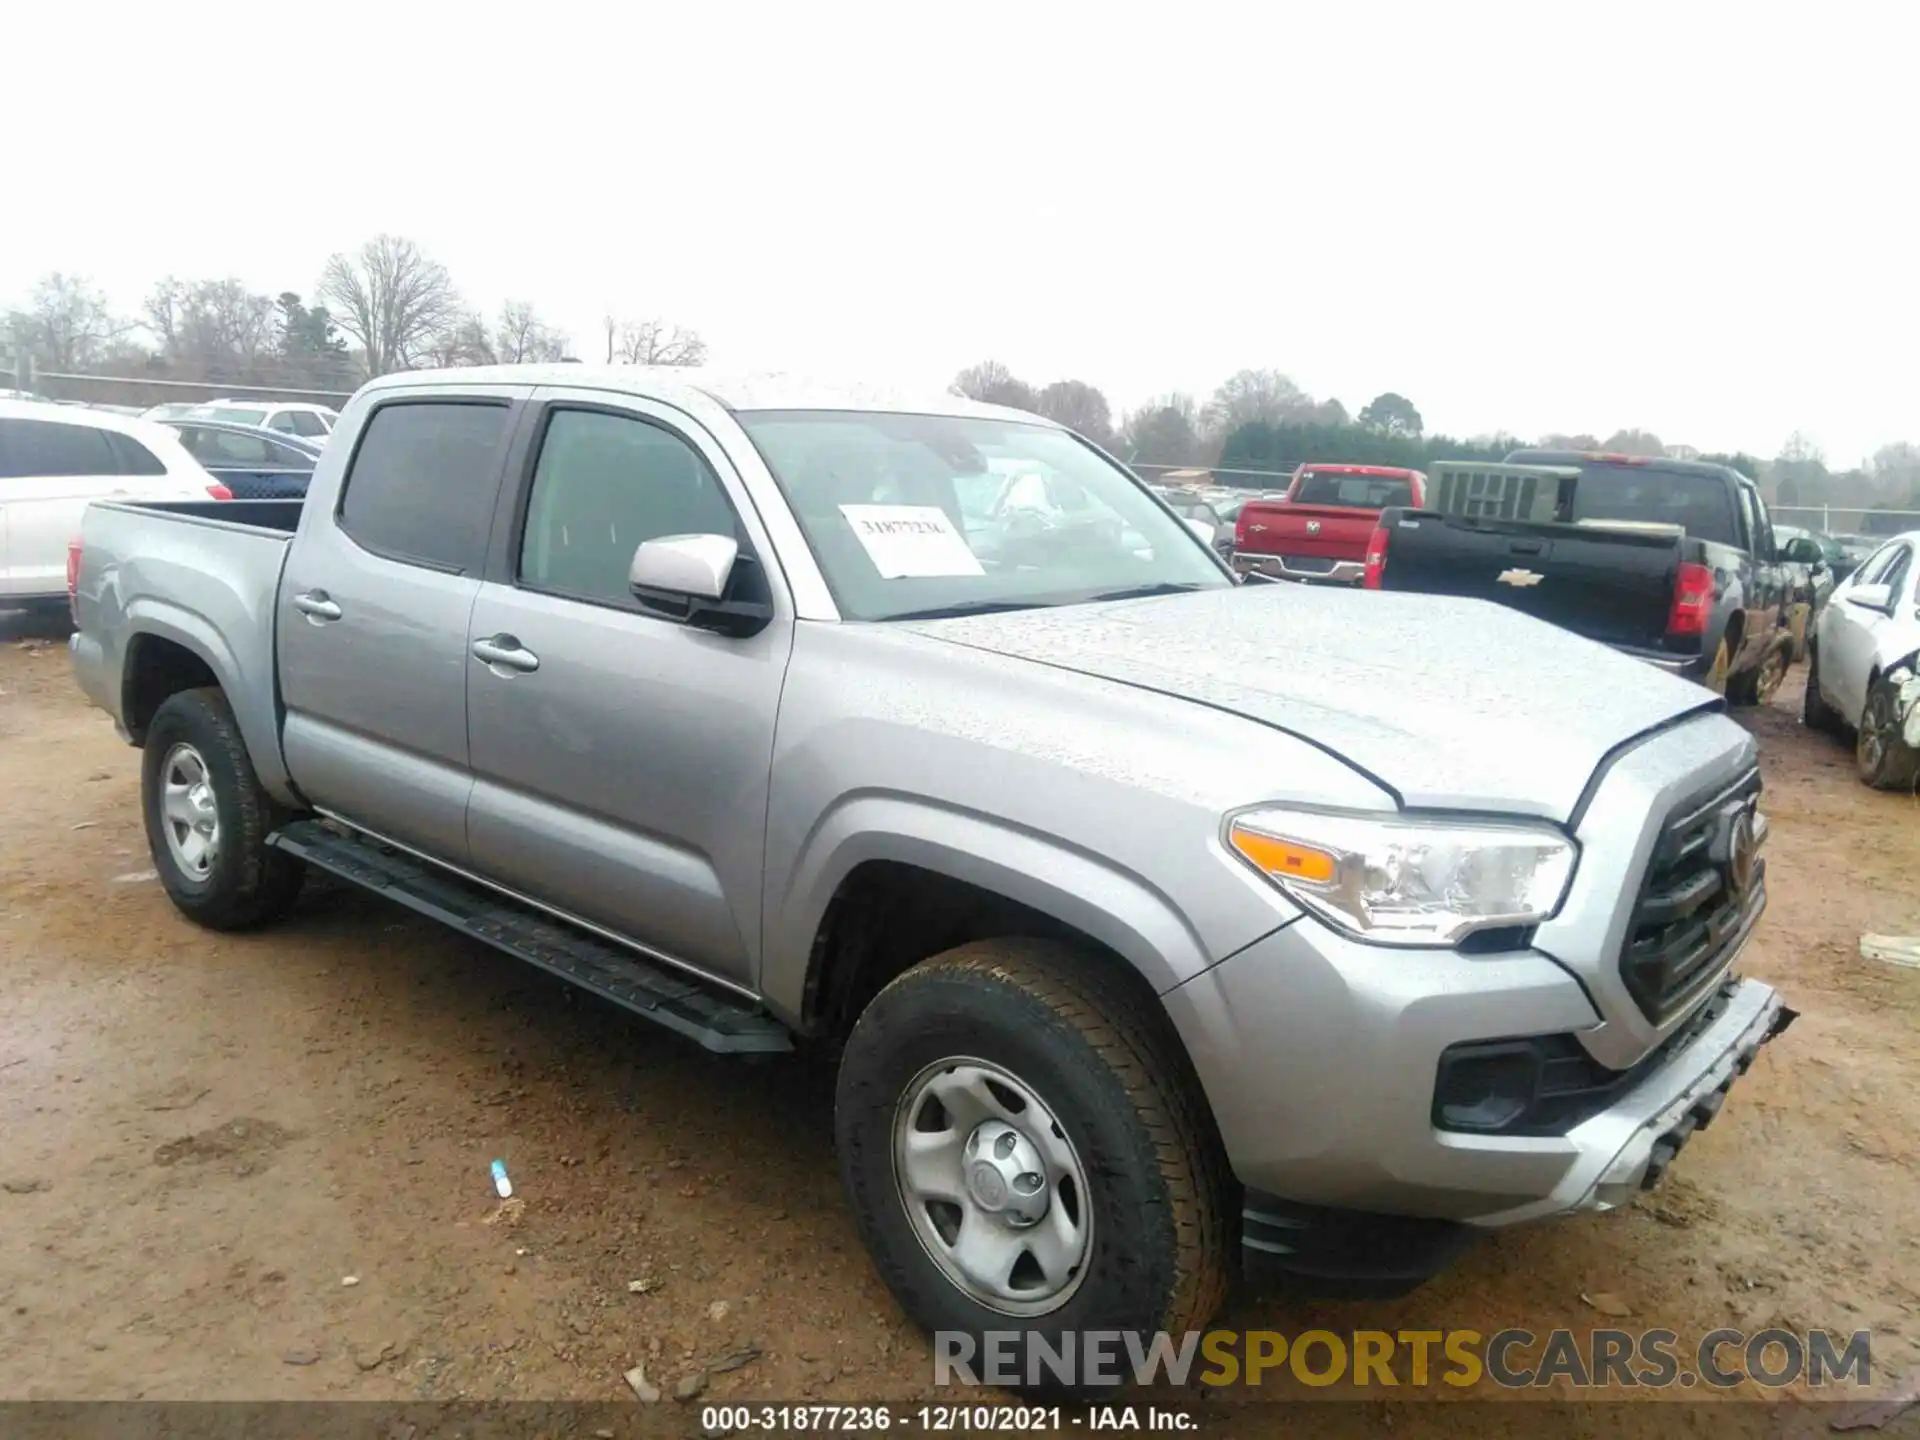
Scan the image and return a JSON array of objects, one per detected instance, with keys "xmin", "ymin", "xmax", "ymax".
[{"xmin": 8, "ymin": 3, "xmax": 1913, "ymax": 463}]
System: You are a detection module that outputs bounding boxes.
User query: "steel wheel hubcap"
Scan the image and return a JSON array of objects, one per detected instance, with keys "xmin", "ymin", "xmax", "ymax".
[
  {"xmin": 893, "ymin": 1057, "xmax": 1092, "ymax": 1316},
  {"xmin": 1758, "ymin": 649, "xmax": 1787, "ymax": 701},
  {"xmin": 159, "ymin": 744, "xmax": 221, "ymax": 879}
]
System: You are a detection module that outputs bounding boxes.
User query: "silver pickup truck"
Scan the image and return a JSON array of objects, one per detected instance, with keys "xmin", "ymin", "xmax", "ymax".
[{"xmin": 70, "ymin": 366, "xmax": 1793, "ymax": 1359}]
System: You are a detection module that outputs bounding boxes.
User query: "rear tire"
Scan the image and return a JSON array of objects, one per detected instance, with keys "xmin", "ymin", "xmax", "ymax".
[
  {"xmin": 1803, "ymin": 646, "xmax": 1843, "ymax": 736},
  {"xmin": 1857, "ymin": 677, "xmax": 1920, "ymax": 792},
  {"xmin": 1727, "ymin": 636, "xmax": 1791, "ymax": 707},
  {"xmin": 141, "ymin": 687, "xmax": 305, "ymax": 930},
  {"xmin": 835, "ymin": 938, "xmax": 1232, "ymax": 1389}
]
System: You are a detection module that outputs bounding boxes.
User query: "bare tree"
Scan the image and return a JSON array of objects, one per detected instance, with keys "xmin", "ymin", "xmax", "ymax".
[
  {"xmin": 10, "ymin": 273, "xmax": 125, "ymax": 370},
  {"xmin": 1034, "ymin": 379, "xmax": 1115, "ymax": 446},
  {"xmin": 606, "ymin": 317, "xmax": 707, "ymax": 367},
  {"xmin": 494, "ymin": 300, "xmax": 568, "ymax": 364},
  {"xmin": 317, "ymin": 235, "xmax": 460, "ymax": 375},
  {"xmin": 951, "ymin": 360, "xmax": 1038, "ymax": 411},
  {"xmin": 421, "ymin": 312, "xmax": 497, "ymax": 368},
  {"xmin": 144, "ymin": 277, "xmax": 278, "ymax": 378},
  {"xmin": 1200, "ymin": 369, "xmax": 1312, "ymax": 440},
  {"xmin": 1600, "ymin": 428, "xmax": 1665, "ymax": 457}
]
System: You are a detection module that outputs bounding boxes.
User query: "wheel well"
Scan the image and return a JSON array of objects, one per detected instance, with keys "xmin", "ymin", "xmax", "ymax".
[
  {"xmin": 123, "ymin": 636, "xmax": 218, "ymax": 745},
  {"xmin": 801, "ymin": 860, "xmax": 1162, "ymax": 1046}
]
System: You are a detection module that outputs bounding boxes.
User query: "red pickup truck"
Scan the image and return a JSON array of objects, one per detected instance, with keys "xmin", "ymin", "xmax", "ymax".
[{"xmin": 1230, "ymin": 464, "xmax": 1427, "ymax": 583}]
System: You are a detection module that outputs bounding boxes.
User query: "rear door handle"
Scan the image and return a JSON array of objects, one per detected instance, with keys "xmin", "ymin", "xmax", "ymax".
[
  {"xmin": 472, "ymin": 635, "xmax": 540, "ymax": 674},
  {"xmin": 293, "ymin": 590, "xmax": 342, "ymax": 622},
  {"xmin": 1508, "ymin": 539, "xmax": 1545, "ymax": 555}
]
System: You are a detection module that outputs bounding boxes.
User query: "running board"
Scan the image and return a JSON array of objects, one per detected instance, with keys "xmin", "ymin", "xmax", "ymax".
[{"xmin": 268, "ymin": 819, "xmax": 793, "ymax": 1055}]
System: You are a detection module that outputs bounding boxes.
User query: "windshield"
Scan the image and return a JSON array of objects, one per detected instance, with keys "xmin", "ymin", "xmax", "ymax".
[
  {"xmin": 1565, "ymin": 464, "xmax": 1738, "ymax": 547},
  {"xmin": 203, "ymin": 407, "xmax": 270, "ymax": 426},
  {"xmin": 737, "ymin": 410, "xmax": 1230, "ymax": 621},
  {"xmin": 1293, "ymin": 471, "xmax": 1413, "ymax": 508}
]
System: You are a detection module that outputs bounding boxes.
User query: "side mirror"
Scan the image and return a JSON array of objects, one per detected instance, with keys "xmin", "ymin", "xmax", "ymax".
[
  {"xmin": 628, "ymin": 533, "xmax": 773, "ymax": 637},
  {"xmin": 1845, "ymin": 582, "xmax": 1893, "ymax": 613},
  {"xmin": 1782, "ymin": 537, "xmax": 1821, "ymax": 564}
]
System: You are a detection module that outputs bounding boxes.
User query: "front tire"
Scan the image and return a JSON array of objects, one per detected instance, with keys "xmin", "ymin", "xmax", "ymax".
[
  {"xmin": 141, "ymin": 687, "xmax": 305, "ymax": 929},
  {"xmin": 835, "ymin": 939, "xmax": 1232, "ymax": 1384},
  {"xmin": 1857, "ymin": 677, "xmax": 1920, "ymax": 792},
  {"xmin": 1803, "ymin": 646, "xmax": 1843, "ymax": 735}
]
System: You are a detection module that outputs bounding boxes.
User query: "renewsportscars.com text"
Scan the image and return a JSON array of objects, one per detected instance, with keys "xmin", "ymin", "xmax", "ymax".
[{"xmin": 934, "ymin": 1327, "xmax": 1873, "ymax": 1391}]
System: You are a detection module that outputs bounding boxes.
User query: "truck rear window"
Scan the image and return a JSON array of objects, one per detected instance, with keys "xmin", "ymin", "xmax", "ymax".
[
  {"xmin": 1566, "ymin": 467, "xmax": 1738, "ymax": 548},
  {"xmin": 1293, "ymin": 472, "xmax": 1412, "ymax": 508}
]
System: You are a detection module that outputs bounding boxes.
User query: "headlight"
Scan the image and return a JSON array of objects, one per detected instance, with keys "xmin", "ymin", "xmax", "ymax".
[{"xmin": 1227, "ymin": 807, "xmax": 1576, "ymax": 947}]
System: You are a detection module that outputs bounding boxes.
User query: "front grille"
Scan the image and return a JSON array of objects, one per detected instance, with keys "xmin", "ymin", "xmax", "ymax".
[{"xmin": 1620, "ymin": 768, "xmax": 1765, "ymax": 1023}]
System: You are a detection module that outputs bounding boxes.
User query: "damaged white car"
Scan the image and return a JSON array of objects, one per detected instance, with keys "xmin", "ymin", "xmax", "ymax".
[{"xmin": 1805, "ymin": 529, "xmax": 1920, "ymax": 789}]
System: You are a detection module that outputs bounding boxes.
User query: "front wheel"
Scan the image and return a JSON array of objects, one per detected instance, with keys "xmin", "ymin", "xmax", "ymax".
[
  {"xmin": 835, "ymin": 939, "xmax": 1232, "ymax": 1384},
  {"xmin": 1857, "ymin": 677, "xmax": 1920, "ymax": 792},
  {"xmin": 141, "ymin": 687, "xmax": 305, "ymax": 929},
  {"xmin": 1803, "ymin": 647, "xmax": 1843, "ymax": 735}
]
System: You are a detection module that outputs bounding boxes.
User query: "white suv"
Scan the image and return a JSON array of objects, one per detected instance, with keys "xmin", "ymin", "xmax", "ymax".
[{"xmin": 0, "ymin": 400, "xmax": 223, "ymax": 609}]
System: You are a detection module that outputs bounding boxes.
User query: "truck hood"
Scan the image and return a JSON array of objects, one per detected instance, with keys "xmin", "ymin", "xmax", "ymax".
[{"xmin": 900, "ymin": 584, "xmax": 1720, "ymax": 821}]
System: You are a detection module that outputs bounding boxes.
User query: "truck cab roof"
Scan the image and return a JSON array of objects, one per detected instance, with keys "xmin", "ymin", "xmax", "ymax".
[{"xmin": 362, "ymin": 365, "xmax": 1061, "ymax": 427}]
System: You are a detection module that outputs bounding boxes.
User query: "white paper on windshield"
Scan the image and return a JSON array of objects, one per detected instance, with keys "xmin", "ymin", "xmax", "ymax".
[{"xmin": 838, "ymin": 504, "xmax": 985, "ymax": 579}]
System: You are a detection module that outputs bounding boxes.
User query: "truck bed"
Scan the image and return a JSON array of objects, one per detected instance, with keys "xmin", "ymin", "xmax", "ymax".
[
  {"xmin": 68, "ymin": 497, "xmax": 305, "ymax": 802},
  {"xmin": 1372, "ymin": 507, "xmax": 1703, "ymax": 658}
]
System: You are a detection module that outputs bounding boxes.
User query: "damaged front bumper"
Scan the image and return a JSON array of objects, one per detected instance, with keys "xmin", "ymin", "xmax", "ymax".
[
  {"xmin": 1468, "ymin": 976, "xmax": 1797, "ymax": 1228},
  {"xmin": 1892, "ymin": 665, "xmax": 1920, "ymax": 749}
]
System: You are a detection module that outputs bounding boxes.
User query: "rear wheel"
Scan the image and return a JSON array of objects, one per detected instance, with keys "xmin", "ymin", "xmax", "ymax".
[
  {"xmin": 1803, "ymin": 646, "xmax": 1843, "ymax": 735},
  {"xmin": 1857, "ymin": 678, "xmax": 1920, "ymax": 792},
  {"xmin": 142, "ymin": 687, "xmax": 305, "ymax": 929},
  {"xmin": 835, "ymin": 939, "xmax": 1232, "ymax": 1386}
]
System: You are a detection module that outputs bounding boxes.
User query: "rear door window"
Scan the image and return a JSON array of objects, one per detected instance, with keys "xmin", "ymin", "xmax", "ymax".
[
  {"xmin": 0, "ymin": 418, "xmax": 120, "ymax": 478},
  {"xmin": 337, "ymin": 401, "xmax": 511, "ymax": 572},
  {"xmin": 105, "ymin": 431, "xmax": 168, "ymax": 475}
]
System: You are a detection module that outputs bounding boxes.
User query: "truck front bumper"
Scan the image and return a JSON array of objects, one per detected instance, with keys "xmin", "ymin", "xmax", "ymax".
[{"xmin": 1162, "ymin": 921, "xmax": 1793, "ymax": 1284}]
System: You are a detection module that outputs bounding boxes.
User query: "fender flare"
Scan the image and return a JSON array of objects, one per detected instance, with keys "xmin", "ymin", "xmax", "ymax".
[
  {"xmin": 123, "ymin": 599, "xmax": 294, "ymax": 803},
  {"xmin": 762, "ymin": 793, "xmax": 1217, "ymax": 1021}
]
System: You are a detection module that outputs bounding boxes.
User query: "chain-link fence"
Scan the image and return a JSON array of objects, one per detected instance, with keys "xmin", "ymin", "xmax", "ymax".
[
  {"xmin": 28, "ymin": 370, "xmax": 356, "ymax": 412},
  {"xmin": 1771, "ymin": 505, "xmax": 1920, "ymax": 539}
]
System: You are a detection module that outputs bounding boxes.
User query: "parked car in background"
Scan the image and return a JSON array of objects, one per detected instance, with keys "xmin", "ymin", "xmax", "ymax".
[
  {"xmin": 189, "ymin": 400, "xmax": 339, "ymax": 442},
  {"xmin": 1231, "ymin": 464, "xmax": 1425, "ymax": 583},
  {"xmin": 1772, "ymin": 524, "xmax": 1837, "ymax": 658},
  {"xmin": 1831, "ymin": 535, "xmax": 1882, "ymax": 579},
  {"xmin": 1151, "ymin": 487, "xmax": 1232, "ymax": 557},
  {"xmin": 161, "ymin": 419, "xmax": 322, "ymax": 499},
  {"xmin": 0, "ymin": 399, "xmax": 225, "ymax": 612},
  {"xmin": 69, "ymin": 364, "xmax": 1792, "ymax": 1356},
  {"xmin": 1804, "ymin": 530, "xmax": 1920, "ymax": 789},
  {"xmin": 1366, "ymin": 454, "xmax": 1796, "ymax": 704},
  {"xmin": 141, "ymin": 402, "xmax": 209, "ymax": 423}
]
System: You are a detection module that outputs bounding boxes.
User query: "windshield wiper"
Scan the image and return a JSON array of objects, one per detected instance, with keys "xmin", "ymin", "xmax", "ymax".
[
  {"xmin": 1081, "ymin": 582, "xmax": 1209, "ymax": 604},
  {"xmin": 886, "ymin": 600, "xmax": 1050, "ymax": 621}
]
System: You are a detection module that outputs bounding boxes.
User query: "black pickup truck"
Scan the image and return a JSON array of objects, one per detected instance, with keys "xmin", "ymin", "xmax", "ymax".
[{"xmin": 1363, "ymin": 451, "xmax": 1797, "ymax": 704}]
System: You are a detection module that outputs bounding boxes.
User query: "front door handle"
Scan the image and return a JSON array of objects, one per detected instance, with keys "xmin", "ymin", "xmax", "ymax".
[
  {"xmin": 472, "ymin": 635, "xmax": 540, "ymax": 674},
  {"xmin": 293, "ymin": 590, "xmax": 342, "ymax": 622}
]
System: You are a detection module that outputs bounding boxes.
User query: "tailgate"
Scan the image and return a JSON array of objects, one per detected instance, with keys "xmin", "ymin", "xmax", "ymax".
[
  {"xmin": 1381, "ymin": 512, "xmax": 1684, "ymax": 648},
  {"xmin": 1238, "ymin": 502, "xmax": 1377, "ymax": 559}
]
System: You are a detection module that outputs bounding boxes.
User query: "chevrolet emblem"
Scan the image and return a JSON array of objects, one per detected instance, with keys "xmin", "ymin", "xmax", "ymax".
[
  {"xmin": 1497, "ymin": 568, "xmax": 1544, "ymax": 587},
  {"xmin": 1306, "ymin": 520, "xmax": 1322, "ymax": 535}
]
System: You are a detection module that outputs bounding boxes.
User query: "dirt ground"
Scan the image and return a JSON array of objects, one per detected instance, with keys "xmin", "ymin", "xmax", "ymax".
[{"xmin": 1, "ymin": 607, "xmax": 1916, "ymax": 1431}]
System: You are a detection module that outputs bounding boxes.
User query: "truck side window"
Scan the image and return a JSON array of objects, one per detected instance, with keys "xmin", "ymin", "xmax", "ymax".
[
  {"xmin": 518, "ymin": 408, "xmax": 739, "ymax": 607},
  {"xmin": 338, "ymin": 401, "xmax": 510, "ymax": 572}
]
